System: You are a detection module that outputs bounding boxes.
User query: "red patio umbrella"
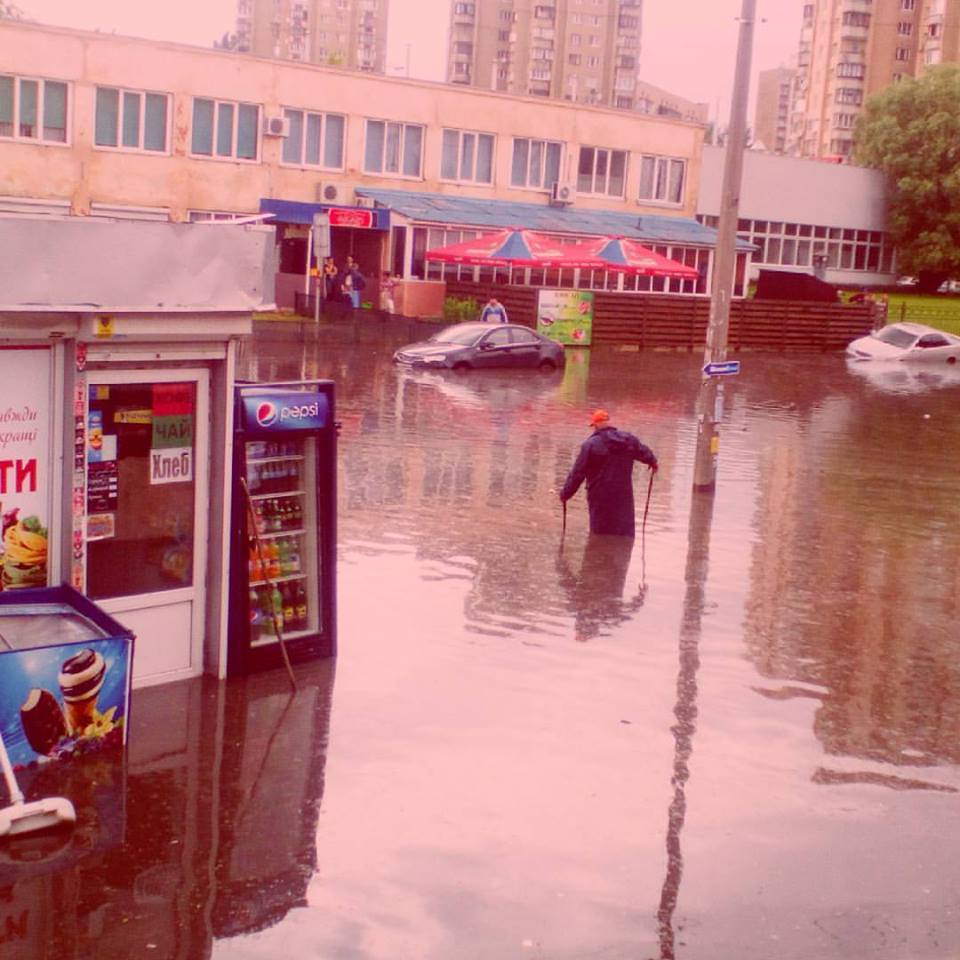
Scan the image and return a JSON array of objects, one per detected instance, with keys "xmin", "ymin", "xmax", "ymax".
[
  {"xmin": 425, "ymin": 228, "xmax": 605, "ymax": 270},
  {"xmin": 586, "ymin": 237, "xmax": 700, "ymax": 280}
]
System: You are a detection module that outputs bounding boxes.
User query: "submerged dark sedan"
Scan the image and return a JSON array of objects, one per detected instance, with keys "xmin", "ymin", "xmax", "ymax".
[{"xmin": 393, "ymin": 322, "xmax": 565, "ymax": 371}]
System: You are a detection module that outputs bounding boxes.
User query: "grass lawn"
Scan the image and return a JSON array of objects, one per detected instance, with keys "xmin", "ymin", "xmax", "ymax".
[{"xmin": 882, "ymin": 292, "xmax": 960, "ymax": 334}]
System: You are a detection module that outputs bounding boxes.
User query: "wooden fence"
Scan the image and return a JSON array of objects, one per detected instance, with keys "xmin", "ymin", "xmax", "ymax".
[{"xmin": 443, "ymin": 281, "xmax": 879, "ymax": 351}]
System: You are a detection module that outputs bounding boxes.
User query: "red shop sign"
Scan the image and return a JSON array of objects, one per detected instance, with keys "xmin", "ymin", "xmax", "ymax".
[{"xmin": 328, "ymin": 208, "xmax": 374, "ymax": 229}]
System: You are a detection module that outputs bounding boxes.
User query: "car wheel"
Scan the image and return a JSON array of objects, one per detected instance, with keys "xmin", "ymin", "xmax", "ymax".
[
  {"xmin": 538, "ymin": 358, "xmax": 557, "ymax": 372},
  {"xmin": 452, "ymin": 361, "xmax": 471, "ymax": 372},
  {"xmin": 948, "ymin": 356, "xmax": 957, "ymax": 365}
]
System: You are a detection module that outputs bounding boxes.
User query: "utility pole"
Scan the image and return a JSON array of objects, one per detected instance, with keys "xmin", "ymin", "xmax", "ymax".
[{"xmin": 692, "ymin": 0, "xmax": 756, "ymax": 493}]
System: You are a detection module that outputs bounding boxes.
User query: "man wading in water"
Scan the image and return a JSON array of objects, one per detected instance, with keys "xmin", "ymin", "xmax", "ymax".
[{"xmin": 559, "ymin": 409, "xmax": 658, "ymax": 537}]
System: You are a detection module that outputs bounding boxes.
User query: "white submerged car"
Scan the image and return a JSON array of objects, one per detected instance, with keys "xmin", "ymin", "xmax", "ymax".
[{"xmin": 846, "ymin": 322, "xmax": 960, "ymax": 364}]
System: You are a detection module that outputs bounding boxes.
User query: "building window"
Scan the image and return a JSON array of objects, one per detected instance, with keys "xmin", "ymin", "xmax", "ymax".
[
  {"xmin": 833, "ymin": 112, "xmax": 857, "ymax": 129},
  {"xmin": 281, "ymin": 108, "xmax": 345, "ymax": 167},
  {"xmin": 638, "ymin": 155, "xmax": 685, "ymax": 204},
  {"xmin": 842, "ymin": 11, "xmax": 870, "ymax": 26},
  {"xmin": 577, "ymin": 146, "xmax": 626, "ymax": 197},
  {"xmin": 897, "ymin": 21, "xmax": 913, "ymax": 35},
  {"xmin": 534, "ymin": 5, "xmax": 555, "ymax": 18},
  {"xmin": 570, "ymin": 33, "xmax": 581, "ymax": 45},
  {"xmin": 618, "ymin": 14, "xmax": 638, "ymax": 28},
  {"xmin": 0, "ymin": 75, "xmax": 68, "ymax": 143},
  {"xmin": 95, "ymin": 87, "xmax": 169, "ymax": 152},
  {"xmin": 454, "ymin": 2, "xmax": 475, "ymax": 13},
  {"xmin": 835, "ymin": 87, "xmax": 863, "ymax": 105},
  {"xmin": 498, "ymin": 29, "xmax": 510, "ymax": 40},
  {"xmin": 441, "ymin": 127, "xmax": 495, "ymax": 183},
  {"xmin": 568, "ymin": 53, "xmax": 582, "ymax": 65},
  {"xmin": 364, "ymin": 119, "xmax": 423, "ymax": 177},
  {"xmin": 901, "ymin": 0, "xmax": 915, "ymax": 9},
  {"xmin": 895, "ymin": 47, "xmax": 910, "ymax": 61},
  {"xmin": 836, "ymin": 62, "xmax": 865, "ymax": 78},
  {"xmin": 510, "ymin": 137, "xmax": 562, "ymax": 189},
  {"xmin": 191, "ymin": 97, "xmax": 259, "ymax": 160}
]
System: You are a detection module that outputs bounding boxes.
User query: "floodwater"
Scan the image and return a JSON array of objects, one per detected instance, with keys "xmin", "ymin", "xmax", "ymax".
[{"xmin": 11, "ymin": 319, "xmax": 960, "ymax": 959}]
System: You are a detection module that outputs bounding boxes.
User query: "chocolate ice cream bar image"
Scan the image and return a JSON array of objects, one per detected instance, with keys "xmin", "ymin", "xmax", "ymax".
[
  {"xmin": 20, "ymin": 687, "xmax": 68, "ymax": 755},
  {"xmin": 58, "ymin": 648, "xmax": 107, "ymax": 735}
]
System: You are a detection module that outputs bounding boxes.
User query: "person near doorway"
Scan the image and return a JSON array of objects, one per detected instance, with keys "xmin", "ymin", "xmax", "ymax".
[
  {"xmin": 380, "ymin": 271, "xmax": 397, "ymax": 314},
  {"xmin": 323, "ymin": 258, "xmax": 341, "ymax": 302},
  {"xmin": 479, "ymin": 296, "xmax": 508, "ymax": 323},
  {"xmin": 343, "ymin": 257, "xmax": 365, "ymax": 308},
  {"xmin": 559, "ymin": 409, "xmax": 658, "ymax": 537}
]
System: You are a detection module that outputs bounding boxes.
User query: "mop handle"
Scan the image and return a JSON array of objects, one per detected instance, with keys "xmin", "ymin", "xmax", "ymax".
[{"xmin": 0, "ymin": 734, "xmax": 24, "ymax": 805}]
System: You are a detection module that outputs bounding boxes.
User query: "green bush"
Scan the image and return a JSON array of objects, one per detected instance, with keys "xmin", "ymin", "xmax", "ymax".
[{"xmin": 443, "ymin": 296, "xmax": 480, "ymax": 324}]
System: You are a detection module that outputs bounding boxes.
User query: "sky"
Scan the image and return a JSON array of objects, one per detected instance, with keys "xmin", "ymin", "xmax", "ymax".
[{"xmin": 20, "ymin": 0, "xmax": 802, "ymax": 123}]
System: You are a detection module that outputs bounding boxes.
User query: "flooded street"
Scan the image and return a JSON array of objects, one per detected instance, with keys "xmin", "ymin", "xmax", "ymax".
[{"xmin": 13, "ymin": 319, "xmax": 960, "ymax": 959}]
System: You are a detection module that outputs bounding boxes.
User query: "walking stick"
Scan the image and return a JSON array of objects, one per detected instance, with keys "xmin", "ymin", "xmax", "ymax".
[{"xmin": 640, "ymin": 467, "xmax": 655, "ymax": 589}]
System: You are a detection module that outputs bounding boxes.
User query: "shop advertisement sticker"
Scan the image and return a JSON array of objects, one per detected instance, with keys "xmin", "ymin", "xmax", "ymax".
[
  {"xmin": 87, "ymin": 461, "xmax": 119, "ymax": 513},
  {"xmin": 152, "ymin": 383, "xmax": 194, "ymax": 416},
  {"xmin": 152, "ymin": 414, "xmax": 193, "ymax": 449},
  {"xmin": 115, "ymin": 408, "xmax": 152, "ymax": 425},
  {"xmin": 150, "ymin": 446, "xmax": 193, "ymax": 485},
  {"xmin": 86, "ymin": 513, "xmax": 116, "ymax": 542},
  {"xmin": 0, "ymin": 347, "xmax": 53, "ymax": 591}
]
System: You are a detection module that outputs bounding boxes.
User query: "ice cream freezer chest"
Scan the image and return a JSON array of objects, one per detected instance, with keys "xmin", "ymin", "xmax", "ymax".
[{"xmin": 0, "ymin": 585, "xmax": 134, "ymax": 770}]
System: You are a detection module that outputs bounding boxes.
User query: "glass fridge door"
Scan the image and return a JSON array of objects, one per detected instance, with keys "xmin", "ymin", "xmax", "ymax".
[{"xmin": 244, "ymin": 436, "xmax": 321, "ymax": 648}]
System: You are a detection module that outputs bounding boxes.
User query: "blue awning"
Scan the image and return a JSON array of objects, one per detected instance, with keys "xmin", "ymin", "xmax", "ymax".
[
  {"xmin": 259, "ymin": 198, "xmax": 390, "ymax": 231},
  {"xmin": 353, "ymin": 187, "xmax": 753, "ymax": 250}
]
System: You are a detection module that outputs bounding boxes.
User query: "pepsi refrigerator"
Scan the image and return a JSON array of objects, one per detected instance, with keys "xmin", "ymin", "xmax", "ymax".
[{"xmin": 228, "ymin": 381, "xmax": 337, "ymax": 675}]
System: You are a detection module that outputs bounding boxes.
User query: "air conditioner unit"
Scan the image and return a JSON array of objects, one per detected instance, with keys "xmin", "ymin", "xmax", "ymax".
[
  {"xmin": 262, "ymin": 115, "xmax": 291, "ymax": 137},
  {"xmin": 315, "ymin": 182, "xmax": 344, "ymax": 203},
  {"xmin": 550, "ymin": 181, "xmax": 575, "ymax": 206}
]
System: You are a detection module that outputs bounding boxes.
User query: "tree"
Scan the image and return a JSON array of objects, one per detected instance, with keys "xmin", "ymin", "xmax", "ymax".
[
  {"xmin": 0, "ymin": 1, "xmax": 24, "ymax": 19},
  {"xmin": 855, "ymin": 65, "xmax": 960, "ymax": 291}
]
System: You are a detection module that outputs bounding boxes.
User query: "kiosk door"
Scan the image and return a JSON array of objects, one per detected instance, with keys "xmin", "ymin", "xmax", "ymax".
[{"xmin": 83, "ymin": 369, "xmax": 210, "ymax": 686}]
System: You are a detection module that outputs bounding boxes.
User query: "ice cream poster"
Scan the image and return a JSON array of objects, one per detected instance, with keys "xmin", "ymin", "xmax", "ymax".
[
  {"xmin": 536, "ymin": 289, "xmax": 594, "ymax": 346},
  {"xmin": 0, "ymin": 638, "xmax": 131, "ymax": 769},
  {"xmin": 0, "ymin": 347, "xmax": 53, "ymax": 591}
]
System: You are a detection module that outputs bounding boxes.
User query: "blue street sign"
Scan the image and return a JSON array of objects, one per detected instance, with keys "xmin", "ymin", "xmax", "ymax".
[{"xmin": 703, "ymin": 360, "xmax": 741, "ymax": 377}]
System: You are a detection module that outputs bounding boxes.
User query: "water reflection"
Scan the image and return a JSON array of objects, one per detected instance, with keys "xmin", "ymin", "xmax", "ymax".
[
  {"xmin": 5, "ymin": 660, "xmax": 334, "ymax": 958},
  {"xmin": 555, "ymin": 534, "xmax": 645, "ymax": 642}
]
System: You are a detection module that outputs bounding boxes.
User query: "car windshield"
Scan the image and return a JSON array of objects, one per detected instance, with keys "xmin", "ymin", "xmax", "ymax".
[
  {"xmin": 874, "ymin": 326, "xmax": 918, "ymax": 349},
  {"xmin": 430, "ymin": 326, "xmax": 486, "ymax": 346}
]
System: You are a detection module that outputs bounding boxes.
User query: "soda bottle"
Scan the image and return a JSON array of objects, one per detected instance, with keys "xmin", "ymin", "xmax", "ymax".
[
  {"xmin": 282, "ymin": 582, "xmax": 296, "ymax": 630},
  {"xmin": 287, "ymin": 536, "xmax": 301, "ymax": 574},
  {"xmin": 270, "ymin": 584, "xmax": 284, "ymax": 635},
  {"xmin": 291, "ymin": 498, "xmax": 303, "ymax": 530},
  {"xmin": 267, "ymin": 539, "xmax": 281, "ymax": 578},
  {"xmin": 278, "ymin": 538, "xmax": 290, "ymax": 576},
  {"xmin": 294, "ymin": 581, "xmax": 308, "ymax": 630},
  {"xmin": 248, "ymin": 589, "xmax": 261, "ymax": 638},
  {"xmin": 259, "ymin": 589, "xmax": 274, "ymax": 640}
]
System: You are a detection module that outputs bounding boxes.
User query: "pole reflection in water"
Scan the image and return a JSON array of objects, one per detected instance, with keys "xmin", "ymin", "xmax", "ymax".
[
  {"xmin": 655, "ymin": 491, "xmax": 714, "ymax": 960},
  {"xmin": 3, "ymin": 660, "xmax": 335, "ymax": 959}
]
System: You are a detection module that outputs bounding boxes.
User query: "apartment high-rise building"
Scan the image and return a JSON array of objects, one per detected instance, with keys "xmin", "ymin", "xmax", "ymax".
[
  {"xmin": 786, "ymin": 0, "xmax": 960, "ymax": 160},
  {"xmin": 236, "ymin": 0, "xmax": 389, "ymax": 72},
  {"xmin": 447, "ymin": 0, "xmax": 645, "ymax": 109},
  {"xmin": 754, "ymin": 66, "xmax": 795, "ymax": 153}
]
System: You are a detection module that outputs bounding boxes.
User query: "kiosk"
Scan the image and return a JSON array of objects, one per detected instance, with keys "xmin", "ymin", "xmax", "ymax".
[{"xmin": 0, "ymin": 216, "xmax": 277, "ymax": 687}]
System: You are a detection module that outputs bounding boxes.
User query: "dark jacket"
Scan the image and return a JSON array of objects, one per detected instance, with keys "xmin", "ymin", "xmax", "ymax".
[{"xmin": 560, "ymin": 426, "xmax": 657, "ymax": 537}]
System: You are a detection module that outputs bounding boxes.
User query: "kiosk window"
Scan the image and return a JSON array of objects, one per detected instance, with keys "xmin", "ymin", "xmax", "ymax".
[{"xmin": 86, "ymin": 382, "xmax": 197, "ymax": 600}]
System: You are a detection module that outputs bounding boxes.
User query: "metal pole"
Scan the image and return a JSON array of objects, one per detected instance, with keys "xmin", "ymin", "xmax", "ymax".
[{"xmin": 692, "ymin": 0, "xmax": 756, "ymax": 493}]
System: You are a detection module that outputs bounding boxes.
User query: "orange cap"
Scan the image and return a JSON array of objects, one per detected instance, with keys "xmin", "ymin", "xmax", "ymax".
[{"xmin": 590, "ymin": 409, "xmax": 610, "ymax": 426}]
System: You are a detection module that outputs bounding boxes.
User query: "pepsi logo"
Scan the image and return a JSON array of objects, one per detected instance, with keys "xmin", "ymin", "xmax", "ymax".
[{"xmin": 256, "ymin": 401, "xmax": 278, "ymax": 427}]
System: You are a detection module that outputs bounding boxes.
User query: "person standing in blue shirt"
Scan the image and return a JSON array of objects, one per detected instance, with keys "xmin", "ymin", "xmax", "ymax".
[{"xmin": 479, "ymin": 296, "xmax": 508, "ymax": 323}]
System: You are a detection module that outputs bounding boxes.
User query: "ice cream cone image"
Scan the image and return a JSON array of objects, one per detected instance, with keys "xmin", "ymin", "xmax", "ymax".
[
  {"xmin": 58, "ymin": 648, "xmax": 107, "ymax": 735},
  {"xmin": 20, "ymin": 687, "xmax": 68, "ymax": 754}
]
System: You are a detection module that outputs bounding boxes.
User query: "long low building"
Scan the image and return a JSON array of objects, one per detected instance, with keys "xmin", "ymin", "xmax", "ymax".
[
  {"xmin": 697, "ymin": 145, "xmax": 896, "ymax": 287},
  {"xmin": 1, "ymin": 19, "xmax": 895, "ymax": 305}
]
